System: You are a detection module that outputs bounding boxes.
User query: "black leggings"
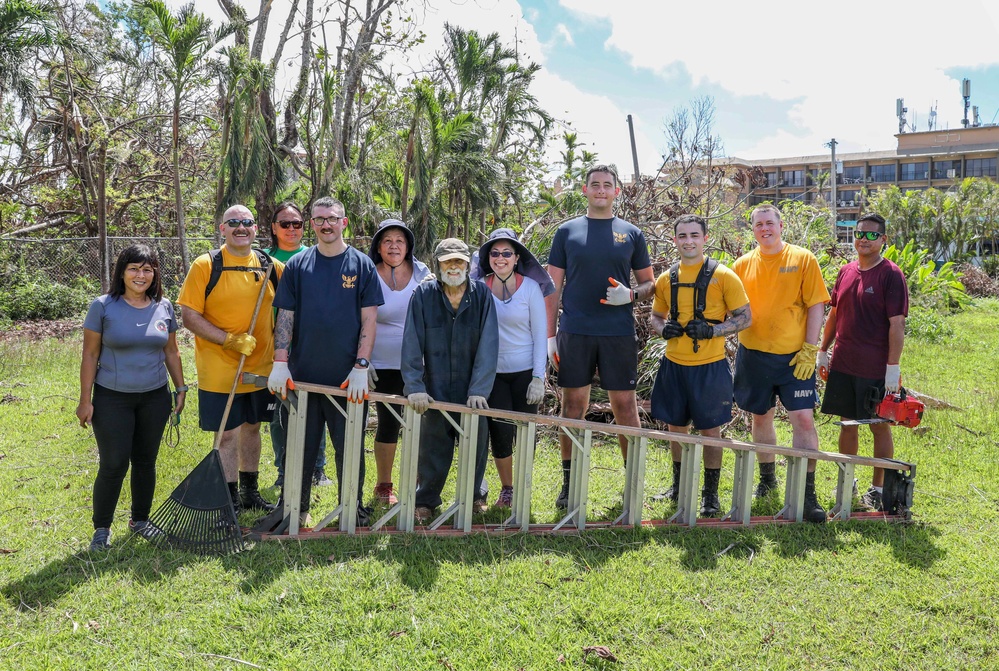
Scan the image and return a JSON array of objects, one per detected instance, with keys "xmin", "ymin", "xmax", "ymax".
[
  {"xmin": 91, "ymin": 384, "xmax": 171, "ymax": 528},
  {"xmin": 373, "ymin": 369, "xmax": 406, "ymax": 443},
  {"xmin": 486, "ymin": 369, "xmax": 538, "ymax": 459}
]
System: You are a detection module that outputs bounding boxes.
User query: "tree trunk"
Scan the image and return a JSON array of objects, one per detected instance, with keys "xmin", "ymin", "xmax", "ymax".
[{"xmin": 173, "ymin": 97, "xmax": 189, "ymax": 272}]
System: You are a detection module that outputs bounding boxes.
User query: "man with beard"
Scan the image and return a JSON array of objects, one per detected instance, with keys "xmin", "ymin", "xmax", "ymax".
[
  {"xmin": 267, "ymin": 197, "xmax": 383, "ymax": 525},
  {"xmin": 402, "ymin": 238, "xmax": 499, "ymax": 523},
  {"xmin": 178, "ymin": 204, "xmax": 282, "ymax": 515}
]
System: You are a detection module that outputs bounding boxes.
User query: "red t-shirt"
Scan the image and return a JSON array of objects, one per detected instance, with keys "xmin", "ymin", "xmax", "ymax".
[{"xmin": 829, "ymin": 258, "xmax": 908, "ymax": 378}]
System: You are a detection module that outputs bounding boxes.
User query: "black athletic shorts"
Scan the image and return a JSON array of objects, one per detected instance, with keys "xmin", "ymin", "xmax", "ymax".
[
  {"xmin": 650, "ymin": 358, "xmax": 733, "ymax": 430},
  {"xmin": 556, "ymin": 332, "xmax": 638, "ymax": 390},
  {"xmin": 820, "ymin": 370, "xmax": 884, "ymax": 420},
  {"xmin": 199, "ymin": 388, "xmax": 275, "ymax": 431}
]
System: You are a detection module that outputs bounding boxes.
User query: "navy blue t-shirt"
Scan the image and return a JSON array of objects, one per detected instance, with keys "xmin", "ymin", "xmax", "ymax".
[
  {"xmin": 548, "ymin": 216, "xmax": 651, "ymax": 336},
  {"xmin": 273, "ymin": 246, "xmax": 384, "ymax": 386}
]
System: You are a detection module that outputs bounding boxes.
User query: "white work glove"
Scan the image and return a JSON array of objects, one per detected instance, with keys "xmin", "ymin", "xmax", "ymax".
[
  {"xmin": 600, "ymin": 277, "xmax": 634, "ymax": 305},
  {"xmin": 526, "ymin": 377, "xmax": 545, "ymax": 405},
  {"xmin": 467, "ymin": 395, "xmax": 489, "ymax": 410},
  {"xmin": 368, "ymin": 367, "xmax": 379, "ymax": 390},
  {"xmin": 408, "ymin": 392, "xmax": 433, "ymax": 414},
  {"xmin": 885, "ymin": 364, "xmax": 901, "ymax": 393},
  {"xmin": 268, "ymin": 361, "xmax": 293, "ymax": 399},
  {"xmin": 817, "ymin": 350, "xmax": 830, "ymax": 381},
  {"xmin": 547, "ymin": 336, "xmax": 559, "ymax": 370},
  {"xmin": 339, "ymin": 366, "xmax": 369, "ymax": 403}
]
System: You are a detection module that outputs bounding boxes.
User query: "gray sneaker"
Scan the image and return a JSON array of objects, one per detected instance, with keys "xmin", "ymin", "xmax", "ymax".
[
  {"xmin": 313, "ymin": 468, "xmax": 333, "ymax": 487},
  {"xmin": 861, "ymin": 487, "xmax": 884, "ymax": 512},
  {"xmin": 89, "ymin": 527, "xmax": 111, "ymax": 551}
]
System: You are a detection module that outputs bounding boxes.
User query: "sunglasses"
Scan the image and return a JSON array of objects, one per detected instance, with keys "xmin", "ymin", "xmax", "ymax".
[
  {"xmin": 224, "ymin": 219, "xmax": 255, "ymax": 228},
  {"xmin": 855, "ymin": 231, "xmax": 884, "ymax": 241},
  {"xmin": 276, "ymin": 220, "xmax": 304, "ymax": 229},
  {"xmin": 490, "ymin": 250, "xmax": 515, "ymax": 258}
]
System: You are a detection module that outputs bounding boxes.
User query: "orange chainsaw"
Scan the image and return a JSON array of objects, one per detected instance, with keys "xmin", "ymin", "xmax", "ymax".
[{"xmin": 835, "ymin": 386, "xmax": 925, "ymax": 428}]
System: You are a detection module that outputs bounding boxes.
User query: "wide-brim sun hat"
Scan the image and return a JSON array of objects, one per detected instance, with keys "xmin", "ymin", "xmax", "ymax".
[
  {"xmin": 476, "ymin": 227, "xmax": 556, "ymax": 297},
  {"xmin": 369, "ymin": 219, "xmax": 415, "ymax": 265}
]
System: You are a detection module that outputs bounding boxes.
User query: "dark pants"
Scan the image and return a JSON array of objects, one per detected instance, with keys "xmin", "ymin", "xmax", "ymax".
[
  {"xmin": 487, "ymin": 369, "xmax": 538, "ymax": 459},
  {"xmin": 287, "ymin": 393, "xmax": 366, "ymax": 513},
  {"xmin": 415, "ymin": 410, "xmax": 489, "ymax": 509},
  {"xmin": 271, "ymin": 404, "xmax": 326, "ymax": 477},
  {"xmin": 91, "ymin": 384, "xmax": 171, "ymax": 528}
]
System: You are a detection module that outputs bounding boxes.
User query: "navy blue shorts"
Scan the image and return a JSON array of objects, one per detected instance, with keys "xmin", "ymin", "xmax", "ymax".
[
  {"xmin": 820, "ymin": 370, "xmax": 884, "ymax": 420},
  {"xmin": 733, "ymin": 345, "xmax": 818, "ymax": 414},
  {"xmin": 650, "ymin": 358, "xmax": 733, "ymax": 430},
  {"xmin": 556, "ymin": 332, "xmax": 638, "ymax": 390},
  {"xmin": 198, "ymin": 388, "xmax": 275, "ymax": 431}
]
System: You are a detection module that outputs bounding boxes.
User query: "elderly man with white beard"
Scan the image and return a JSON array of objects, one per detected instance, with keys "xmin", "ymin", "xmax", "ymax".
[{"xmin": 401, "ymin": 238, "xmax": 499, "ymax": 523}]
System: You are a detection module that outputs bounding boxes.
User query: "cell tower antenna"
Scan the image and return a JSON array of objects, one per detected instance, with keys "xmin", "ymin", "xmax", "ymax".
[
  {"xmin": 896, "ymin": 98, "xmax": 908, "ymax": 133},
  {"xmin": 961, "ymin": 78, "xmax": 971, "ymax": 128},
  {"xmin": 928, "ymin": 102, "xmax": 938, "ymax": 131}
]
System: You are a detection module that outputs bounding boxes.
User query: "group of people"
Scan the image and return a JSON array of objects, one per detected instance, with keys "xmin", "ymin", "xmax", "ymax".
[{"xmin": 77, "ymin": 164, "xmax": 909, "ymax": 550}]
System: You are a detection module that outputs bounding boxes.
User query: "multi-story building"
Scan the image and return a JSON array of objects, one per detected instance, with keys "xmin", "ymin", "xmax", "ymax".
[{"xmin": 718, "ymin": 125, "xmax": 999, "ymax": 242}]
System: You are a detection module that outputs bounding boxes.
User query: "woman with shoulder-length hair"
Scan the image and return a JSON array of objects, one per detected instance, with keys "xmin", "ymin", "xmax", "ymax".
[{"xmin": 76, "ymin": 243, "xmax": 187, "ymax": 551}]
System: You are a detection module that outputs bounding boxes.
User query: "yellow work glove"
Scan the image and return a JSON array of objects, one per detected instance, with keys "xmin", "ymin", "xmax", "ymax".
[
  {"xmin": 223, "ymin": 332, "xmax": 257, "ymax": 357},
  {"xmin": 789, "ymin": 342, "xmax": 820, "ymax": 380}
]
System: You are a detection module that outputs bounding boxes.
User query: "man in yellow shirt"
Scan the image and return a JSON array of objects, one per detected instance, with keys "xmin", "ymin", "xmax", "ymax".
[
  {"xmin": 649, "ymin": 214, "xmax": 751, "ymax": 516},
  {"xmin": 731, "ymin": 204, "xmax": 829, "ymax": 523},
  {"xmin": 178, "ymin": 204, "xmax": 284, "ymax": 515}
]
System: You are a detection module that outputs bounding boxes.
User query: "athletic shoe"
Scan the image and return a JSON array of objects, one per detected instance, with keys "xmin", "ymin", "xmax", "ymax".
[
  {"xmin": 861, "ymin": 487, "xmax": 884, "ymax": 512},
  {"xmin": 356, "ymin": 504, "xmax": 373, "ymax": 527},
  {"xmin": 128, "ymin": 518, "xmax": 162, "ymax": 540},
  {"xmin": 472, "ymin": 498, "xmax": 488, "ymax": 514},
  {"xmin": 555, "ymin": 481, "xmax": 570, "ymax": 509},
  {"xmin": 313, "ymin": 468, "xmax": 333, "ymax": 487},
  {"xmin": 414, "ymin": 506, "xmax": 434, "ymax": 523},
  {"xmin": 89, "ymin": 527, "xmax": 111, "ymax": 551},
  {"xmin": 495, "ymin": 486, "xmax": 514, "ymax": 508},
  {"xmin": 373, "ymin": 482, "xmax": 398, "ymax": 505}
]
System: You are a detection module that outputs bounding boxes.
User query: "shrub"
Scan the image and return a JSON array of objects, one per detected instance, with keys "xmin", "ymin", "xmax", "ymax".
[
  {"xmin": 905, "ymin": 305, "xmax": 954, "ymax": 342},
  {"xmin": 0, "ymin": 273, "xmax": 97, "ymax": 321},
  {"xmin": 956, "ymin": 263, "xmax": 999, "ymax": 298}
]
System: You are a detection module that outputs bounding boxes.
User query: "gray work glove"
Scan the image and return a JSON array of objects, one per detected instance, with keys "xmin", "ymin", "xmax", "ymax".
[
  {"xmin": 408, "ymin": 392, "xmax": 433, "ymax": 414},
  {"xmin": 526, "ymin": 377, "xmax": 545, "ymax": 405},
  {"xmin": 466, "ymin": 395, "xmax": 489, "ymax": 410}
]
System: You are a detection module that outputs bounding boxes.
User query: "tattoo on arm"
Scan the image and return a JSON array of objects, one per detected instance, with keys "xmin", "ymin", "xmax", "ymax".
[
  {"xmin": 712, "ymin": 304, "xmax": 751, "ymax": 337},
  {"xmin": 274, "ymin": 310, "xmax": 295, "ymax": 351}
]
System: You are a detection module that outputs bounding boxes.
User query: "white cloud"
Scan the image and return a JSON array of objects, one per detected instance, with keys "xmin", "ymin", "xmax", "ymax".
[{"xmin": 554, "ymin": 23, "xmax": 574, "ymax": 47}]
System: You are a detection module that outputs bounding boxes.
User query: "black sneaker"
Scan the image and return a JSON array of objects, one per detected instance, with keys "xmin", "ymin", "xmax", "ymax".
[
  {"xmin": 861, "ymin": 487, "xmax": 884, "ymax": 512},
  {"xmin": 313, "ymin": 468, "xmax": 333, "ymax": 487},
  {"xmin": 700, "ymin": 492, "xmax": 721, "ymax": 517},
  {"xmin": 753, "ymin": 478, "xmax": 779, "ymax": 498},
  {"xmin": 128, "ymin": 518, "xmax": 163, "ymax": 540},
  {"xmin": 555, "ymin": 481, "xmax": 570, "ymax": 509},
  {"xmin": 89, "ymin": 527, "xmax": 111, "ymax": 551},
  {"xmin": 356, "ymin": 504, "xmax": 373, "ymax": 527}
]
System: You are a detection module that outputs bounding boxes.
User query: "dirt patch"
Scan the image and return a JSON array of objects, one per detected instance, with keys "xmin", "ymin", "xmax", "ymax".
[{"xmin": 0, "ymin": 319, "xmax": 82, "ymax": 343}]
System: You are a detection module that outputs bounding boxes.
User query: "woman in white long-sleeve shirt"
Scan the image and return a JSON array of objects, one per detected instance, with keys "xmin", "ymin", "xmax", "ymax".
[{"xmin": 476, "ymin": 228, "xmax": 553, "ymax": 508}]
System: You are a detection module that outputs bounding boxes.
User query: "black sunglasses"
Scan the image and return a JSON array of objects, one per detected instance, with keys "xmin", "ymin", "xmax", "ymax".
[
  {"xmin": 276, "ymin": 220, "xmax": 304, "ymax": 229},
  {"xmin": 855, "ymin": 231, "xmax": 884, "ymax": 241},
  {"xmin": 224, "ymin": 219, "xmax": 255, "ymax": 228},
  {"xmin": 490, "ymin": 250, "xmax": 515, "ymax": 258}
]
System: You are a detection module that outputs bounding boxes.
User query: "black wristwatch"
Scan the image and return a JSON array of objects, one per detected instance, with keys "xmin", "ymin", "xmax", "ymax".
[{"xmin": 355, "ymin": 358, "xmax": 370, "ymax": 368}]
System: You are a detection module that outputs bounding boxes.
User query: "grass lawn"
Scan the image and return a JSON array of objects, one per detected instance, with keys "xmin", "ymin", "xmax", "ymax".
[{"xmin": 1, "ymin": 301, "xmax": 998, "ymax": 670}]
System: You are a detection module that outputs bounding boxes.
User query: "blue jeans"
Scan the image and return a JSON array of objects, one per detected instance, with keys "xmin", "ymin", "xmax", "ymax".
[{"xmin": 270, "ymin": 403, "xmax": 326, "ymax": 477}]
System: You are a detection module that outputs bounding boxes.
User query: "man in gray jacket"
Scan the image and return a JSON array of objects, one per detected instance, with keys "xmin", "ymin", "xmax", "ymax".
[{"xmin": 402, "ymin": 238, "xmax": 499, "ymax": 522}]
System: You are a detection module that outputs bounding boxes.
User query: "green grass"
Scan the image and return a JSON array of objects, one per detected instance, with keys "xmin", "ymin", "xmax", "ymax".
[{"xmin": 2, "ymin": 302, "xmax": 999, "ymax": 670}]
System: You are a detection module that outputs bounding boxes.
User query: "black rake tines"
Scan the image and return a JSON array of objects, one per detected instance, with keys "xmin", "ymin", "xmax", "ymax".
[{"xmin": 145, "ymin": 450, "xmax": 244, "ymax": 556}]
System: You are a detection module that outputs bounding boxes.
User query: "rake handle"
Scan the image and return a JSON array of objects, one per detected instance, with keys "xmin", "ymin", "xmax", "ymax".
[{"xmin": 212, "ymin": 262, "xmax": 275, "ymax": 451}]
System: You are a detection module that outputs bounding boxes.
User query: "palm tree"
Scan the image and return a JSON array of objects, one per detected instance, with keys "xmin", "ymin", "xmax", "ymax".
[
  {"xmin": 0, "ymin": 0, "xmax": 55, "ymax": 115},
  {"xmin": 139, "ymin": 0, "xmax": 231, "ymax": 272}
]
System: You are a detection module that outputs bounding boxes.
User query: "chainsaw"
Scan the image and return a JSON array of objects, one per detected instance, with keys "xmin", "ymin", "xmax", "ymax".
[{"xmin": 835, "ymin": 386, "xmax": 925, "ymax": 427}]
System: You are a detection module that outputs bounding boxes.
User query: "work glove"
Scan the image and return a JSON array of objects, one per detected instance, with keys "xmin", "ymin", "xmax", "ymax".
[
  {"xmin": 422, "ymin": 273, "xmax": 437, "ymax": 283},
  {"xmin": 367, "ymin": 367, "xmax": 379, "ymax": 390},
  {"xmin": 467, "ymin": 395, "xmax": 489, "ymax": 410},
  {"xmin": 526, "ymin": 377, "xmax": 545, "ymax": 405},
  {"xmin": 789, "ymin": 343, "xmax": 820, "ymax": 380},
  {"xmin": 683, "ymin": 319, "xmax": 714, "ymax": 341},
  {"xmin": 600, "ymin": 277, "xmax": 634, "ymax": 305},
  {"xmin": 340, "ymin": 366, "xmax": 370, "ymax": 403},
  {"xmin": 268, "ymin": 361, "xmax": 293, "ymax": 399},
  {"xmin": 223, "ymin": 332, "xmax": 257, "ymax": 357},
  {"xmin": 885, "ymin": 364, "xmax": 901, "ymax": 393},
  {"xmin": 817, "ymin": 350, "xmax": 830, "ymax": 381},
  {"xmin": 661, "ymin": 319, "xmax": 684, "ymax": 340},
  {"xmin": 547, "ymin": 336, "xmax": 559, "ymax": 371},
  {"xmin": 408, "ymin": 392, "xmax": 433, "ymax": 414}
]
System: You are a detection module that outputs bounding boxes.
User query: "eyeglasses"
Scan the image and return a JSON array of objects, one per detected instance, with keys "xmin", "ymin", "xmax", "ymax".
[
  {"xmin": 855, "ymin": 231, "xmax": 884, "ymax": 241},
  {"xmin": 276, "ymin": 220, "xmax": 304, "ymax": 229},
  {"xmin": 311, "ymin": 216, "xmax": 345, "ymax": 226},
  {"xmin": 490, "ymin": 250, "xmax": 515, "ymax": 258},
  {"xmin": 224, "ymin": 219, "xmax": 255, "ymax": 228}
]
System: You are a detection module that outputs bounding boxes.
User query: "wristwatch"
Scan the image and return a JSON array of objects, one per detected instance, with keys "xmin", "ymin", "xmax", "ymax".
[{"xmin": 355, "ymin": 358, "xmax": 370, "ymax": 368}]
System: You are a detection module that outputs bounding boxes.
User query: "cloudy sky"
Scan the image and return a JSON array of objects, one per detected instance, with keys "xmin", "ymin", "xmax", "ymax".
[{"xmin": 173, "ymin": 0, "xmax": 999, "ymax": 176}]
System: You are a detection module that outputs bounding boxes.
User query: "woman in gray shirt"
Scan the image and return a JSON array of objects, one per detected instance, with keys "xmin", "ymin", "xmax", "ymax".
[{"xmin": 76, "ymin": 244, "xmax": 186, "ymax": 551}]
